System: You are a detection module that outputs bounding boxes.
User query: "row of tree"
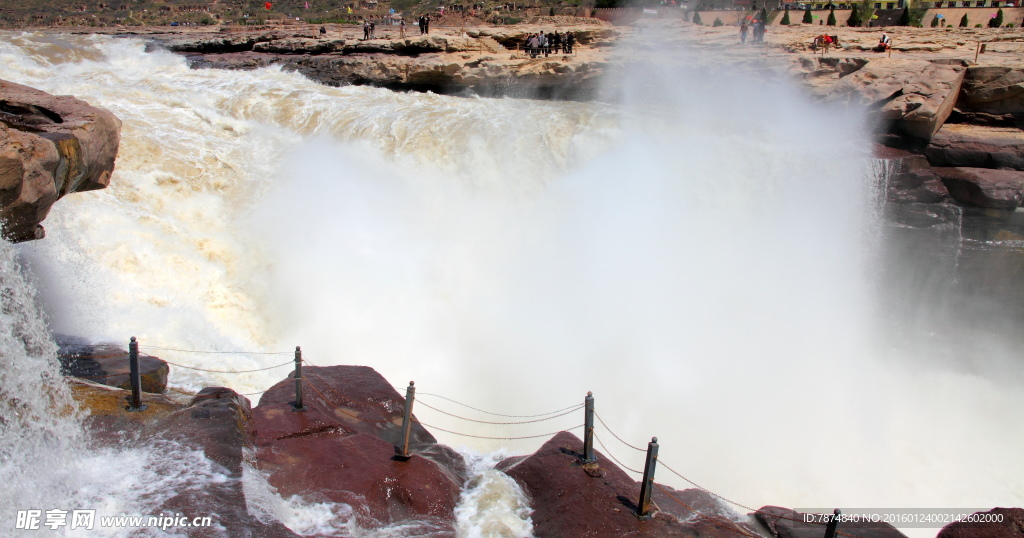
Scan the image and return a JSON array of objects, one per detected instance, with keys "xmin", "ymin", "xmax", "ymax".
[{"xmin": 692, "ymin": 4, "xmax": 1012, "ymax": 28}]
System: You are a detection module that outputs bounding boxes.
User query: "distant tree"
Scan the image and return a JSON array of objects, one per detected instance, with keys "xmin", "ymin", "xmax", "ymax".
[
  {"xmin": 759, "ymin": 7, "xmax": 768, "ymax": 23},
  {"xmin": 931, "ymin": 13, "xmax": 940, "ymax": 27},
  {"xmin": 693, "ymin": 10, "xmax": 702, "ymax": 24},
  {"xmin": 960, "ymin": 13, "xmax": 969, "ymax": 26},
  {"xmin": 549, "ymin": 7, "xmax": 555, "ymax": 15},
  {"xmin": 827, "ymin": 6, "xmax": 836, "ymax": 25},
  {"xmin": 989, "ymin": 7, "xmax": 1004, "ymax": 27},
  {"xmin": 781, "ymin": 6, "xmax": 791, "ymax": 24},
  {"xmin": 803, "ymin": 5, "xmax": 813, "ymax": 23},
  {"xmin": 899, "ymin": 7, "xmax": 910, "ymax": 25},
  {"xmin": 713, "ymin": 16, "xmax": 723, "ymax": 25},
  {"xmin": 847, "ymin": 4, "xmax": 861, "ymax": 26}
]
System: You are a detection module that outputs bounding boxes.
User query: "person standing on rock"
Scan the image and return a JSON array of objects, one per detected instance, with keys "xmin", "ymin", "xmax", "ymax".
[
  {"xmin": 400, "ymin": 18, "xmax": 406, "ymax": 38},
  {"xmin": 363, "ymin": 20, "xmax": 370, "ymax": 40},
  {"xmin": 565, "ymin": 31, "xmax": 575, "ymax": 54},
  {"xmin": 740, "ymin": 22, "xmax": 748, "ymax": 44},
  {"xmin": 424, "ymin": 14, "xmax": 430, "ymax": 35},
  {"xmin": 418, "ymin": 15, "xmax": 424, "ymax": 35},
  {"xmin": 370, "ymin": 21, "xmax": 376, "ymax": 39}
]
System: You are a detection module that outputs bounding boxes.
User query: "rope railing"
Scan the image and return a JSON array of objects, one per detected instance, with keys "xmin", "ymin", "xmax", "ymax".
[
  {"xmin": 413, "ymin": 420, "xmax": 585, "ymax": 441},
  {"xmin": 415, "ymin": 399, "xmax": 583, "ymax": 426},
  {"xmin": 156, "ymin": 358, "xmax": 294, "ymax": 375},
  {"xmin": 416, "ymin": 392, "xmax": 581, "ymax": 419},
  {"xmin": 593, "ymin": 433, "xmax": 643, "ymax": 474},
  {"xmin": 61, "ymin": 336, "xmax": 871, "ymax": 537},
  {"xmin": 140, "ymin": 345, "xmax": 293, "ymax": 356}
]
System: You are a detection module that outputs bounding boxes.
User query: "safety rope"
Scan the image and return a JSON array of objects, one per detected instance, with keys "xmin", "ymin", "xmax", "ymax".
[
  {"xmin": 416, "ymin": 400, "xmax": 583, "ymax": 425},
  {"xmin": 158, "ymin": 358, "xmax": 294, "ymax": 374},
  {"xmin": 141, "ymin": 345, "xmax": 292, "ymax": 355},
  {"xmin": 412, "ymin": 420, "xmax": 584, "ymax": 441},
  {"xmin": 416, "ymin": 392, "xmax": 582, "ymax": 419},
  {"xmin": 165, "ymin": 383, "xmax": 266, "ymax": 395},
  {"xmin": 595, "ymin": 412, "xmax": 859, "ymax": 534},
  {"xmin": 593, "ymin": 433, "xmax": 643, "ymax": 474},
  {"xmin": 595, "ymin": 411, "xmax": 646, "ymax": 452}
]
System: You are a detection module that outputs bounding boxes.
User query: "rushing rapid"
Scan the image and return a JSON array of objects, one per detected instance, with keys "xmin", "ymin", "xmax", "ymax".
[{"xmin": 1, "ymin": 29, "xmax": 1022, "ymax": 537}]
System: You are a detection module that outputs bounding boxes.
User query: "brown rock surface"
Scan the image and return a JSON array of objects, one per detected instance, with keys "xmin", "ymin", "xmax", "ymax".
[
  {"xmin": 496, "ymin": 431, "xmax": 757, "ymax": 537},
  {"xmin": 878, "ymin": 146, "xmax": 953, "ymax": 205},
  {"xmin": 936, "ymin": 507, "xmax": 1024, "ymax": 538},
  {"xmin": 816, "ymin": 58, "xmax": 967, "ymax": 140},
  {"xmin": 961, "ymin": 66, "xmax": 1024, "ymax": 116},
  {"xmin": 926, "ymin": 123, "xmax": 1024, "ymax": 170},
  {"xmin": 932, "ymin": 166, "xmax": 1024, "ymax": 209},
  {"xmin": 0, "ymin": 79, "xmax": 120, "ymax": 242},
  {"xmin": 252, "ymin": 365, "xmax": 465, "ymax": 533}
]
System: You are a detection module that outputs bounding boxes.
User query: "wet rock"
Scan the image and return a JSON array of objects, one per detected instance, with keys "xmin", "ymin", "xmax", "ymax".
[
  {"xmin": 925, "ymin": 123, "xmax": 1024, "ymax": 170},
  {"xmin": 878, "ymin": 147, "xmax": 952, "ymax": 205},
  {"xmin": 0, "ymin": 80, "xmax": 120, "ymax": 242},
  {"xmin": 252, "ymin": 365, "xmax": 465, "ymax": 533},
  {"xmin": 931, "ymin": 166, "xmax": 1024, "ymax": 209},
  {"xmin": 755, "ymin": 505, "xmax": 907, "ymax": 538},
  {"xmin": 936, "ymin": 507, "xmax": 1024, "ymax": 538},
  {"xmin": 147, "ymin": 387, "xmax": 300, "ymax": 537},
  {"xmin": 71, "ymin": 381, "xmax": 297, "ymax": 536},
  {"xmin": 496, "ymin": 431, "xmax": 756, "ymax": 537},
  {"xmin": 57, "ymin": 337, "xmax": 169, "ymax": 394}
]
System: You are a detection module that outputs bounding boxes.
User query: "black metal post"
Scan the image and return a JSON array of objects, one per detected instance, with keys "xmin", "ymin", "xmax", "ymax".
[
  {"xmin": 637, "ymin": 437, "xmax": 659, "ymax": 519},
  {"xmin": 126, "ymin": 336, "xmax": 146, "ymax": 411},
  {"xmin": 582, "ymin": 391, "xmax": 595, "ymax": 463},
  {"xmin": 292, "ymin": 346, "xmax": 306, "ymax": 411},
  {"xmin": 824, "ymin": 509, "xmax": 840, "ymax": 538},
  {"xmin": 399, "ymin": 381, "xmax": 415, "ymax": 458}
]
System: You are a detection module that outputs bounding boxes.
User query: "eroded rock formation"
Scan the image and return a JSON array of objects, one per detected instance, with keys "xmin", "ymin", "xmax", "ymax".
[
  {"xmin": 252, "ymin": 365, "xmax": 466, "ymax": 533},
  {"xmin": 0, "ymin": 80, "xmax": 120, "ymax": 242}
]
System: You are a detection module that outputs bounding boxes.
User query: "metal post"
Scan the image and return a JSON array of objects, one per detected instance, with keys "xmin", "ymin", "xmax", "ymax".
[
  {"xmin": 582, "ymin": 391, "xmax": 595, "ymax": 463},
  {"xmin": 824, "ymin": 509, "xmax": 840, "ymax": 538},
  {"xmin": 636, "ymin": 437, "xmax": 659, "ymax": 519},
  {"xmin": 126, "ymin": 336, "xmax": 146, "ymax": 411},
  {"xmin": 292, "ymin": 346, "xmax": 306, "ymax": 411},
  {"xmin": 399, "ymin": 381, "xmax": 416, "ymax": 458}
]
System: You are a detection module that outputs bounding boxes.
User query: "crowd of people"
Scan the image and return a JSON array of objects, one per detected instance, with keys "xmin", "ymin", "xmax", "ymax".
[{"xmin": 523, "ymin": 31, "xmax": 576, "ymax": 57}]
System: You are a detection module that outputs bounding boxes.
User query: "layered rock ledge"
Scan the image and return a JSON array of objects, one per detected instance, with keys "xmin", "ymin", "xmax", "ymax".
[{"xmin": 0, "ymin": 80, "xmax": 120, "ymax": 242}]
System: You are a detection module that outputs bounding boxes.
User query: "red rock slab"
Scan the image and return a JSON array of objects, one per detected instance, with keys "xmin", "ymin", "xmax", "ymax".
[
  {"xmin": 496, "ymin": 431, "xmax": 755, "ymax": 537},
  {"xmin": 936, "ymin": 507, "xmax": 1024, "ymax": 538},
  {"xmin": 931, "ymin": 166, "xmax": 1024, "ymax": 209},
  {"xmin": 253, "ymin": 365, "xmax": 464, "ymax": 533}
]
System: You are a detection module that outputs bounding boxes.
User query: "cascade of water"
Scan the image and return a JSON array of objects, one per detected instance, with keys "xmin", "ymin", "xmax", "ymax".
[{"xmin": 0, "ymin": 30, "xmax": 1022, "ymax": 538}]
